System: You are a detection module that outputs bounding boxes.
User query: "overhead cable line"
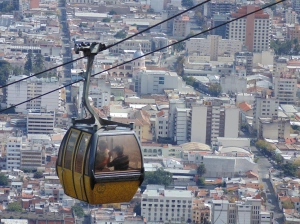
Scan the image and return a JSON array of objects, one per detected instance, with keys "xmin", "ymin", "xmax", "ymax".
[
  {"xmin": 0, "ymin": 0, "xmax": 285, "ymax": 114},
  {"xmin": 1, "ymin": 0, "xmax": 210, "ymax": 89}
]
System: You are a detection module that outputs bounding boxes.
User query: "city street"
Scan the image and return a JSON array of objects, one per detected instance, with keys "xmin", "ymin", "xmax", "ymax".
[{"xmin": 251, "ymin": 146, "xmax": 284, "ymax": 223}]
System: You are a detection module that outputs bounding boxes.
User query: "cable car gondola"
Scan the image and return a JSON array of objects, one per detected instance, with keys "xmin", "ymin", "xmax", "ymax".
[{"xmin": 56, "ymin": 43, "xmax": 144, "ymax": 205}]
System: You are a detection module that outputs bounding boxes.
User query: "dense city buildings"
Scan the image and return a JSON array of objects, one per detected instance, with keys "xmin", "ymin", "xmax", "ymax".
[{"xmin": 0, "ymin": 0, "xmax": 300, "ymax": 223}]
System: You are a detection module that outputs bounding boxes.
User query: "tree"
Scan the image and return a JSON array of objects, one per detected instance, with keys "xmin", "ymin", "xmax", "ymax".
[
  {"xmin": 147, "ymin": 8, "xmax": 155, "ymax": 13},
  {"xmin": 0, "ymin": 2, "xmax": 16, "ymax": 13},
  {"xmin": 208, "ymin": 83, "xmax": 222, "ymax": 97},
  {"xmin": 174, "ymin": 56, "xmax": 185, "ymax": 76},
  {"xmin": 114, "ymin": 31, "xmax": 127, "ymax": 39},
  {"xmin": 274, "ymin": 154, "xmax": 283, "ymax": 164},
  {"xmin": 0, "ymin": 173, "xmax": 8, "ymax": 186},
  {"xmin": 102, "ymin": 18, "xmax": 111, "ymax": 22},
  {"xmin": 255, "ymin": 140, "xmax": 275, "ymax": 156},
  {"xmin": 0, "ymin": 60, "xmax": 12, "ymax": 86},
  {"xmin": 33, "ymin": 171, "xmax": 44, "ymax": 178},
  {"xmin": 222, "ymin": 181, "xmax": 227, "ymax": 188},
  {"xmin": 196, "ymin": 177, "xmax": 205, "ymax": 187},
  {"xmin": 72, "ymin": 204, "xmax": 84, "ymax": 218},
  {"xmin": 109, "ymin": 10, "xmax": 117, "ymax": 15},
  {"xmin": 6, "ymin": 202, "xmax": 22, "ymax": 212},
  {"xmin": 143, "ymin": 168, "xmax": 173, "ymax": 186},
  {"xmin": 173, "ymin": 41, "xmax": 185, "ymax": 52},
  {"xmin": 197, "ymin": 164, "xmax": 206, "ymax": 177},
  {"xmin": 282, "ymin": 163, "xmax": 297, "ymax": 177},
  {"xmin": 34, "ymin": 53, "xmax": 45, "ymax": 75},
  {"xmin": 194, "ymin": 10, "xmax": 205, "ymax": 27},
  {"xmin": 13, "ymin": 66, "xmax": 23, "ymax": 76},
  {"xmin": 18, "ymin": 30, "xmax": 22, "ymax": 38},
  {"xmin": 24, "ymin": 52, "xmax": 33, "ymax": 75},
  {"xmin": 183, "ymin": 76, "xmax": 197, "ymax": 87},
  {"xmin": 133, "ymin": 203, "xmax": 141, "ymax": 216},
  {"xmin": 282, "ymin": 201, "xmax": 294, "ymax": 209}
]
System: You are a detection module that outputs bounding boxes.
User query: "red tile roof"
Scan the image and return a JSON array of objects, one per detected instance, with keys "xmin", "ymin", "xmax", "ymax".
[{"xmin": 238, "ymin": 102, "xmax": 252, "ymax": 112}]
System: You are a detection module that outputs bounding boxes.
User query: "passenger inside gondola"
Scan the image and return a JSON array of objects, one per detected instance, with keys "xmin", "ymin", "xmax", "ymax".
[
  {"xmin": 95, "ymin": 135, "xmax": 142, "ymax": 173},
  {"xmin": 107, "ymin": 145, "xmax": 129, "ymax": 171}
]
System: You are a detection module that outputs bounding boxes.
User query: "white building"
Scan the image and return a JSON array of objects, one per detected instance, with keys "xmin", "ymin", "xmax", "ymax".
[
  {"xmin": 27, "ymin": 112, "xmax": 55, "ymax": 134},
  {"xmin": 6, "ymin": 137, "xmax": 22, "ymax": 171},
  {"xmin": 202, "ymin": 155, "xmax": 257, "ymax": 178},
  {"xmin": 89, "ymin": 79, "xmax": 111, "ymax": 108},
  {"xmin": 273, "ymin": 74, "xmax": 297, "ymax": 104},
  {"xmin": 155, "ymin": 110, "xmax": 169, "ymax": 141},
  {"xmin": 212, "ymin": 199, "xmax": 270, "ymax": 224},
  {"xmin": 141, "ymin": 185, "xmax": 193, "ymax": 223},
  {"xmin": 174, "ymin": 108, "xmax": 190, "ymax": 145},
  {"xmin": 186, "ymin": 36, "xmax": 243, "ymax": 60},
  {"xmin": 189, "ymin": 101, "xmax": 240, "ymax": 145},
  {"xmin": 168, "ymin": 99, "xmax": 186, "ymax": 140},
  {"xmin": 220, "ymin": 75, "xmax": 247, "ymax": 94},
  {"xmin": 135, "ymin": 70, "xmax": 191, "ymax": 95},
  {"xmin": 21, "ymin": 143, "xmax": 45, "ymax": 169},
  {"xmin": 6, "ymin": 76, "xmax": 60, "ymax": 113},
  {"xmin": 150, "ymin": 0, "xmax": 165, "ymax": 12},
  {"xmin": 253, "ymin": 92, "xmax": 279, "ymax": 130},
  {"xmin": 286, "ymin": 8, "xmax": 298, "ymax": 24},
  {"xmin": 142, "ymin": 143, "xmax": 182, "ymax": 157}
]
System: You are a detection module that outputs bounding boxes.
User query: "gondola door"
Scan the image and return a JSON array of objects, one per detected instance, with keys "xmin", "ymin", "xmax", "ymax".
[
  {"xmin": 61, "ymin": 129, "xmax": 80, "ymax": 198},
  {"xmin": 72, "ymin": 132, "xmax": 91, "ymax": 202}
]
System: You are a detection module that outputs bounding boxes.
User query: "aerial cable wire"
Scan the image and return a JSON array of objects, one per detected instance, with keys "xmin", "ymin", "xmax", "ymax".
[
  {"xmin": 0, "ymin": 0, "xmax": 211, "ymax": 89},
  {"xmin": 0, "ymin": 0, "xmax": 285, "ymax": 114}
]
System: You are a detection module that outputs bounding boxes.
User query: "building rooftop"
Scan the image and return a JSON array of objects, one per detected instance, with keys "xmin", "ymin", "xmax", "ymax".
[{"xmin": 180, "ymin": 142, "xmax": 211, "ymax": 151}]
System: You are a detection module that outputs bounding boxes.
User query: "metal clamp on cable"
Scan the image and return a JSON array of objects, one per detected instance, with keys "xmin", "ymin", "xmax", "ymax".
[{"xmin": 74, "ymin": 42, "xmax": 107, "ymax": 56}]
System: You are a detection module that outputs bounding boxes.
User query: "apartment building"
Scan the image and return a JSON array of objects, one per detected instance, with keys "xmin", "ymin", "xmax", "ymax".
[
  {"xmin": 273, "ymin": 73, "xmax": 297, "ymax": 104},
  {"xmin": 285, "ymin": 8, "xmax": 298, "ymax": 24},
  {"xmin": 89, "ymin": 79, "xmax": 111, "ymax": 108},
  {"xmin": 141, "ymin": 185, "xmax": 193, "ymax": 223},
  {"xmin": 209, "ymin": 0, "xmax": 236, "ymax": 17},
  {"xmin": 173, "ymin": 15, "xmax": 190, "ymax": 38},
  {"xmin": 258, "ymin": 117, "xmax": 290, "ymax": 140},
  {"xmin": 227, "ymin": 5, "xmax": 271, "ymax": 52},
  {"xmin": 212, "ymin": 14, "xmax": 229, "ymax": 38},
  {"xmin": 27, "ymin": 112, "xmax": 55, "ymax": 134},
  {"xmin": 152, "ymin": 37, "xmax": 169, "ymax": 53},
  {"xmin": 21, "ymin": 143, "xmax": 45, "ymax": 169},
  {"xmin": 192, "ymin": 201, "xmax": 211, "ymax": 224},
  {"xmin": 6, "ymin": 76, "xmax": 60, "ymax": 113},
  {"xmin": 253, "ymin": 92, "xmax": 279, "ymax": 131},
  {"xmin": 235, "ymin": 52, "xmax": 253, "ymax": 75},
  {"xmin": 142, "ymin": 143, "xmax": 182, "ymax": 157},
  {"xmin": 189, "ymin": 100, "xmax": 239, "ymax": 145},
  {"xmin": 293, "ymin": 0, "xmax": 300, "ymax": 13},
  {"xmin": 174, "ymin": 108, "xmax": 191, "ymax": 145},
  {"xmin": 161, "ymin": 6, "xmax": 183, "ymax": 34},
  {"xmin": 186, "ymin": 36, "xmax": 242, "ymax": 61},
  {"xmin": 6, "ymin": 137, "xmax": 22, "ymax": 171},
  {"xmin": 155, "ymin": 110, "xmax": 169, "ymax": 141},
  {"xmin": 211, "ymin": 199, "xmax": 272, "ymax": 224},
  {"xmin": 287, "ymin": 24, "xmax": 300, "ymax": 41},
  {"xmin": 168, "ymin": 99, "xmax": 189, "ymax": 142}
]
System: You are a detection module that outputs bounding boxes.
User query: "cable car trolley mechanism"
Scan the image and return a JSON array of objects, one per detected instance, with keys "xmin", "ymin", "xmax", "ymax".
[{"xmin": 56, "ymin": 43, "xmax": 144, "ymax": 205}]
